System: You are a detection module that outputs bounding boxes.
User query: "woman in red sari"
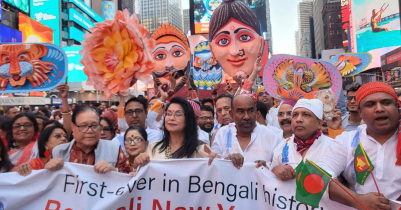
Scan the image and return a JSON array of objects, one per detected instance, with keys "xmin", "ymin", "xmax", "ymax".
[
  {"xmin": 15, "ymin": 125, "xmax": 68, "ymax": 176},
  {"xmin": 7, "ymin": 113, "xmax": 40, "ymax": 167}
]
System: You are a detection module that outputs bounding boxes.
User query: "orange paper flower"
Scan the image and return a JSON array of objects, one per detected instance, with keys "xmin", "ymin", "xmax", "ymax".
[{"xmin": 80, "ymin": 9, "xmax": 155, "ymax": 99}]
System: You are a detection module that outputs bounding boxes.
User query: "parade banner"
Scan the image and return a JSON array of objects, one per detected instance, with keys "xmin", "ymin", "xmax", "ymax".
[{"xmin": 0, "ymin": 159, "xmax": 356, "ymax": 210}]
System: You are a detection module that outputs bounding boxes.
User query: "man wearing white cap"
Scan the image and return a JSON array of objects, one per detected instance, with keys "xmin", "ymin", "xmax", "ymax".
[{"xmin": 271, "ymin": 99, "xmax": 333, "ymax": 181}]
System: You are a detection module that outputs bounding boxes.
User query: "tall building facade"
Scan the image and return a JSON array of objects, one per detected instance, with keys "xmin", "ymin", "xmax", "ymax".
[
  {"xmin": 140, "ymin": 0, "xmax": 182, "ymax": 33},
  {"xmin": 265, "ymin": 0, "xmax": 273, "ymax": 54},
  {"xmin": 295, "ymin": 30, "xmax": 300, "ymax": 55},
  {"xmin": 322, "ymin": 0, "xmax": 343, "ymax": 50},
  {"xmin": 297, "ymin": 0, "xmax": 314, "ymax": 57},
  {"xmin": 313, "ymin": 0, "xmax": 328, "ymax": 59},
  {"xmin": 183, "ymin": 9, "xmax": 190, "ymax": 34}
]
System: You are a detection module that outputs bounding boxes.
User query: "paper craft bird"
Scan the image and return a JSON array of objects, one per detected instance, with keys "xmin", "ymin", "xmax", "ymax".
[{"xmin": 333, "ymin": 55, "xmax": 362, "ymax": 76}]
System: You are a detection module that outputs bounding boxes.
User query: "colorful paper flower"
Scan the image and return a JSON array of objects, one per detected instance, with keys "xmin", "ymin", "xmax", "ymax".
[{"xmin": 80, "ymin": 9, "xmax": 155, "ymax": 99}]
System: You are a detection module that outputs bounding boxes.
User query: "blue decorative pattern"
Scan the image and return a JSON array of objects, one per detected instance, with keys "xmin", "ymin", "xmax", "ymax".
[{"xmin": 282, "ymin": 143, "xmax": 289, "ymax": 163}]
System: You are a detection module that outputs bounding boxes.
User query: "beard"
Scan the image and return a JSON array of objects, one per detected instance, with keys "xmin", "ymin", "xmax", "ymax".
[{"xmin": 200, "ymin": 123, "xmax": 214, "ymax": 133}]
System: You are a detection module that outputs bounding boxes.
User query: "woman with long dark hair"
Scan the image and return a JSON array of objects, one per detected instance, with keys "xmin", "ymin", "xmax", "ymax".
[
  {"xmin": 7, "ymin": 113, "xmax": 40, "ymax": 167},
  {"xmin": 15, "ymin": 125, "xmax": 68, "ymax": 176},
  {"xmin": 0, "ymin": 138, "xmax": 13, "ymax": 173},
  {"xmin": 133, "ymin": 97, "xmax": 211, "ymax": 168}
]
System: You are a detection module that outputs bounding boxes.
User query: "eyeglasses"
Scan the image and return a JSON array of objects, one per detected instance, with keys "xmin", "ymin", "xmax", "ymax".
[
  {"xmin": 100, "ymin": 127, "xmax": 111, "ymax": 132},
  {"xmin": 124, "ymin": 109, "xmax": 144, "ymax": 116},
  {"xmin": 347, "ymin": 96, "xmax": 356, "ymax": 101},
  {"xmin": 75, "ymin": 124, "xmax": 100, "ymax": 133},
  {"xmin": 165, "ymin": 111, "xmax": 185, "ymax": 119},
  {"xmin": 199, "ymin": 116, "xmax": 214, "ymax": 121},
  {"xmin": 124, "ymin": 136, "xmax": 145, "ymax": 144},
  {"xmin": 258, "ymin": 92, "xmax": 269, "ymax": 97},
  {"xmin": 12, "ymin": 123, "xmax": 33, "ymax": 130}
]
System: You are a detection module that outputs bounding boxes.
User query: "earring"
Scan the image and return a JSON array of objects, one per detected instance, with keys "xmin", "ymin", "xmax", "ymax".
[{"xmin": 44, "ymin": 149, "xmax": 50, "ymax": 158}]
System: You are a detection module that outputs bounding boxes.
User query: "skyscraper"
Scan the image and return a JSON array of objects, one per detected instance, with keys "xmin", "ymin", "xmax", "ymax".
[
  {"xmin": 313, "ymin": 0, "xmax": 328, "ymax": 59},
  {"xmin": 140, "ymin": 0, "xmax": 183, "ymax": 33},
  {"xmin": 183, "ymin": 9, "xmax": 190, "ymax": 34},
  {"xmin": 297, "ymin": 0, "xmax": 314, "ymax": 57},
  {"xmin": 265, "ymin": 0, "xmax": 273, "ymax": 54}
]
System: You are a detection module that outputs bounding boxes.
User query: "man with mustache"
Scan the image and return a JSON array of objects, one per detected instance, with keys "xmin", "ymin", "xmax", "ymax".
[
  {"xmin": 271, "ymin": 99, "xmax": 333, "ymax": 181},
  {"xmin": 319, "ymin": 82, "xmax": 401, "ymax": 210},
  {"xmin": 212, "ymin": 95, "xmax": 280, "ymax": 168},
  {"xmin": 277, "ymin": 100, "xmax": 297, "ymax": 140},
  {"xmin": 342, "ymin": 82, "xmax": 362, "ymax": 131},
  {"xmin": 197, "ymin": 106, "xmax": 215, "ymax": 145}
]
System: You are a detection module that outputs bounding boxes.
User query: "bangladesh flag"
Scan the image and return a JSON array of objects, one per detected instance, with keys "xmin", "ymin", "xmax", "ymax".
[
  {"xmin": 354, "ymin": 142, "xmax": 374, "ymax": 185},
  {"xmin": 296, "ymin": 159, "xmax": 331, "ymax": 208}
]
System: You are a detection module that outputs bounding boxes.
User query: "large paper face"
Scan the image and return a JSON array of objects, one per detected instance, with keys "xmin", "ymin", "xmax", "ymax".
[
  {"xmin": 193, "ymin": 41, "xmax": 222, "ymax": 90},
  {"xmin": 329, "ymin": 53, "xmax": 372, "ymax": 77},
  {"xmin": 152, "ymin": 40, "xmax": 191, "ymax": 91},
  {"xmin": 0, "ymin": 43, "xmax": 67, "ymax": 93},
  {"xmin": 210, "ymin": 18, "xmax": 263, "ymax": 78},
  {"xmin": 263, "ymin": 55, "xmax": 342, "ymax": 102}
]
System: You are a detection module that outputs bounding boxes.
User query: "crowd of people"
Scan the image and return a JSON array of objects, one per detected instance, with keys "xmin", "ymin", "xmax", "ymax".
[{"xmin": 1, "ymin": 79, "xmax": 401, "ymax": 209}]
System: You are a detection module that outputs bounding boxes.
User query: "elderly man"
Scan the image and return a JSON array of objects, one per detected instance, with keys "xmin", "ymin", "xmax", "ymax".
[
  {"xmin": 277, "ymin": 100, "xmax": 297, "ymax": 140},
  {"xmin": 319, "ymin": 82, "xmax": 401, "ymax": 210},
  {"xmin": 45, "ymin": 106, "xmax": 130, "ymax": 174},
  {"xmin": 212, "ymin": 94, "xmax": 280, "ymax": 168},
  {"xmin": 271, "ymin": 99, "xmax": 333, "ymax": 181},
  {"xmin": 5, "ymin": 106, "xmax": 19, "ymax": 118}
]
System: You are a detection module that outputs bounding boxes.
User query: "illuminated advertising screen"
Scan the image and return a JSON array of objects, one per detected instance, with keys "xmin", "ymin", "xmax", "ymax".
[
  {"xmin": 3, "ymin": 0, "xmax": 29, "ymax": 13},
  {"xmin": 63, "ymin": 46, "xmax": 87, "ymax": 82},
  {"xmin": 191, "ymin": 0, "xmax": 267, "ymax": 34},
  {"xmin": 101, "ymin": 1, "xmax": 116, "ymax": 20},
  {"xmin": 0, "ymin": 25, "xmax": 22, "ymax": 42},
  {"xmin": 68, "ymin": 0, "xmax": 103, "ymax": 23},
  {"xmin": 69, "ymin": 26, "xmax": 85, "ymax": 42},
  {"xmin": 352, "ymin": 0, "xmax": 401, "ymax": 53},
  {"xmin": 0, "ymin": 0, "xmax": 2, "ymax": 21},
  {"xmin": 69, "ymin": 8, "xmax": 96, "ymax": 31},
  {"xmin": 19, "ymin": 13, "xmax": 54, "ymax": 43},
  {"xmin": 30, "ymin": 0, "xmax": 61, "ymax": 46}
]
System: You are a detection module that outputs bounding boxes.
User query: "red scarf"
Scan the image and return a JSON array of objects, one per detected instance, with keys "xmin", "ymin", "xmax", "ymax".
[{"xmin": 294, "ymin": 130, "xmax": 322, "ymax": 155}]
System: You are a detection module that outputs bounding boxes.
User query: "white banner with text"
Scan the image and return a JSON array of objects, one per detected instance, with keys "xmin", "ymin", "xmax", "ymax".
[{"xmin": 0, "ymin": 159, "xmax": 356, "ymax": 210}]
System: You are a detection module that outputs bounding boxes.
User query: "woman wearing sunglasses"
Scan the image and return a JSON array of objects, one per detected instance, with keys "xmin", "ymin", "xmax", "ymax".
[
  {"xmin": 133, "ymin": 97, "xmax": 211, "ymax": 169},
  {"xmin": 15, "ymin": 125, "xmax": 68, "ymax": 176},
  {"xmin": 124, "ymin": 126, "xmax": 148, "ymax": 171},
  {"xmin": 7, "ymin": 113, "xmax": 40, "ymax": 167}
]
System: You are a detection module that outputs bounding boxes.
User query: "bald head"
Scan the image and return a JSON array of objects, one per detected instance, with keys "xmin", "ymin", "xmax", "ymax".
[{"xmin": 232, "ymin": 95, "xmax": 256, "ymax": 134}]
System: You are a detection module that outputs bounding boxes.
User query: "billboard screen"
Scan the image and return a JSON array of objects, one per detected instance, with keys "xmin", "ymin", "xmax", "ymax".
[
  {"xmin": 69, "ymin": 8, "xmax": 96, "ymax": 31},
  {"xmin": 0, "ymin": 25, "xmax": 22, "ymax": 42},
  {"xmin": 63, "ymin": 46, "xmax": 87, "ymax": 82},
  {"xmin": 0, "ymin": 0, "xmax": 2, "ymax": 21},
  {"xmin": 352, "ymin": 0, "xmax": 401, "ymax": 53},
  {"xmin": 30, "ymin": 0, "xmax": 61, "ymax": 46},
  {"xmin": 19, "ymin": 13, "xmax": 54, "ymax": 43},
  {"xmin": 191, "ymin": 0, "xmax": 268, "ymax": 34},
  {"xmin": 101, "ymin": 1, "xmax": 116, "ymax": 20},
  {"xmin": 3, "ymin": 0, "xmax": 29, "ymax": 13}
]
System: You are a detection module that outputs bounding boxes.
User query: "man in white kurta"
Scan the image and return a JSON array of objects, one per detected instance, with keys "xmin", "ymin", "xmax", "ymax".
[
  {"xmin": 212, "ymin": 95, "xmax": 280, "ymax": 165},
  {"xmin": 318, "ymin": 82, "xmax": 401, "ymax": 210},
  {"xmin": 271, "ymin": 99, "xmax": 333, "ymax": 181}
]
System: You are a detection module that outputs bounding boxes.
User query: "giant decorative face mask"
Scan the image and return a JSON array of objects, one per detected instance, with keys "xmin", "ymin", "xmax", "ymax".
[
  {"xmin": 263, "ymin": 55, "xmax": 342, "ymax": 102},
  {"xmin": 329, "ymin": 53, "xmax": 372, "ymax": 77},
  {"xmin": 151, "ymin": 23, "xmax": 191, "ymax": 92},
  {"xmin": 0, "ymin": 43, "xmax": 67, "ymax": 93},
  {"xmin": 193, "ymin": 41, "xmax": 222, "ymax": 90},
  {"xmin": 209, "ymin": 18, "xmax": 263, "ymax": 78}
]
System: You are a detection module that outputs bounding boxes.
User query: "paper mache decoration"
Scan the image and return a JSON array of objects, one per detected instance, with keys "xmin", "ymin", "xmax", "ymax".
[{"xmin": 193, "ymin": 41, "xmax": 222, "ymax": 90}]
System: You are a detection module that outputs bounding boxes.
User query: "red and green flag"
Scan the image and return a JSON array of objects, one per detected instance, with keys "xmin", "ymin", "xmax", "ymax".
[
  {"xmin": 295, "ymin": 159, "xmax": 332, "ymax": 208},
  {"xmin": 354, "ymin": 142, "xmax": 374, "ymax": 185}
]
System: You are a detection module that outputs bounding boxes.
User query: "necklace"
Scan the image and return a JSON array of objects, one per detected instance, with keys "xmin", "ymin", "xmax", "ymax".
[{"xmin": 165, "ymin": 141, "xmax": 172, "ymax": 159}]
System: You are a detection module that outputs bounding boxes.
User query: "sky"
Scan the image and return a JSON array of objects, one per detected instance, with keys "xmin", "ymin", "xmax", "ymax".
[{"xmin": 182, "ymin": 0, "xmax": 302, "ymax": 55}]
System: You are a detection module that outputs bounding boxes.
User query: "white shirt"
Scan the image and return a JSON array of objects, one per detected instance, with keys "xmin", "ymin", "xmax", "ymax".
[
  {"xmin": 212, "ymin": 123, "xmax": 280, "ymax": 162},
  {"xmin": 271, "ymin": 134, "xmax": 333, "ymax": 169},
  {"xmin": 257, "ymin": 122, "xmax": 284, "ymax": 140},
  {"xmin": 318, "ymin": 124, "xmax": 401, "ymax": 200},
  {"xmin": 198, "ymin": 127, "xmax": 211, "ymax": 145},
  {"xmin": 267, "ymin": 107, "xmax": 281, "ymax": 129}
]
